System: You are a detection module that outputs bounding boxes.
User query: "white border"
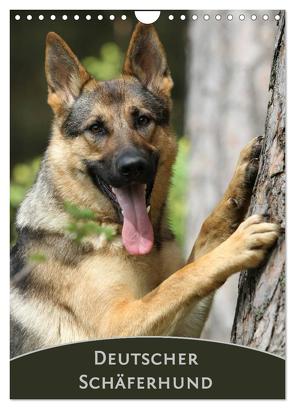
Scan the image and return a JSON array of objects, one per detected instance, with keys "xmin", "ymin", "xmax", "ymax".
[
  {"xmin": 1, "ymin": 0, "xmax": 294, "ymax": 408},
  {"xmin": 0, "ymin": 0, "xmax": 289, "ymax": 10}
]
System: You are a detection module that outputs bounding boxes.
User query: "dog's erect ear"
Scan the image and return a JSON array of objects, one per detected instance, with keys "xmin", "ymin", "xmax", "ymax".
[
  {"xmin": 123, "ymin": 23, "xmax": 173, "ymax": 96},
  {"xmin": 45, "ymin": 32, "xmax": 91, "ymax": 113}
]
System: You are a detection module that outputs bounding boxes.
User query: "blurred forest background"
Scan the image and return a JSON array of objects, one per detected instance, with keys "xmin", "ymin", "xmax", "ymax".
[{"xmin": 10, "ymin": 10, "xmax": 279, "ymax": 341}]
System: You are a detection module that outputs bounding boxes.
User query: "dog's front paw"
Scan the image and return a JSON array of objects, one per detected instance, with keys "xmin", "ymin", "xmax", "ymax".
[
  {"xmin": 225, "ymin": 214, "xmax": 280, "ymax": 270},
  {"xmin": 226, "ymin": 136, "xmax": 264, "ymax": 211},
  {"xmin": 239, "ymin": 135, "xmax": 264, "ymax": 188}
]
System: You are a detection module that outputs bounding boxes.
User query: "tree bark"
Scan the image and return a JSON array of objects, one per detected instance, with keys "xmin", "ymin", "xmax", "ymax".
[
  {"xmin": 231, "ymin": 12, "xmax": 286, "ymax": 357},
  {"xmin": 185, "ymin": 11, "xmax": 277, "ymax": 341}
]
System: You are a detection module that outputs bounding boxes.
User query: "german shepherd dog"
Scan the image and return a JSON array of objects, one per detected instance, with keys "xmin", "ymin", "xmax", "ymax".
[{"xmin": 11, "ymin": 23, "xmax": 279, "ymax": 357}]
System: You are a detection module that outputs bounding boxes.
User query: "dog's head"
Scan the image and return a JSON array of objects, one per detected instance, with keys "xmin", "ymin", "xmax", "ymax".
[{"xmin": 45, "ymin": 23, "xmax": 177, "ymax": 255}]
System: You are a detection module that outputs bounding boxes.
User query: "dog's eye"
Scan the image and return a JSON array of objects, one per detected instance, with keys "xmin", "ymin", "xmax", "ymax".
[
  {"xmin": 88, "ymin": 122, "xmax": 107, "ymax": 136},
  {"xmin": 135, "ymin": 115, "xmax": 151, "ymax": 128}
]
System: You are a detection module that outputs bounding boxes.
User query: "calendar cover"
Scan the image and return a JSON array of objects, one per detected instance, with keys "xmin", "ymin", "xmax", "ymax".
[{"xmin": 10, "ymin": 10, "xmax": 285, "ymax": 399}]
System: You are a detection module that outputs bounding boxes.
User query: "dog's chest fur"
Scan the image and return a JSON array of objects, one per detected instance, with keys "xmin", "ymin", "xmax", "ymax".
[
  {"xmin": 10, "ymin": 238, "xmax": 182, "ymax": 355},
  {"xmin": 80, "ymin": 240, "xmax": 183, "ymax": 296}
]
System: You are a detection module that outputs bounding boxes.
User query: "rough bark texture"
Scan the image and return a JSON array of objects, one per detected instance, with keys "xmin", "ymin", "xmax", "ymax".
[
  {"xmin": 231, "ymin": 13, "xmax": 286, "ymax": 357},
  {"xmin": 185, "ymin": 11, "xmax": 277, "ymax": 341}
]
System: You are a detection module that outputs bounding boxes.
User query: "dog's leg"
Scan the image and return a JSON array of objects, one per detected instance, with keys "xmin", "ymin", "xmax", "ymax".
[
  {"xmin": 174, "ymin": 136, "xmax": 265, "ymax": 337},
  {"xmin": 96, "ymin": 216, "xmax": 278, "ymax": 337},
  {"xmin": 189, "ymin": 136, "xmax": 264, "ymax": 260}
]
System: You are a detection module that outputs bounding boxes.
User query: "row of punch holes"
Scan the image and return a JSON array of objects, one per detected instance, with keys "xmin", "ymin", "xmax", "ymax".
[{"xmin": 14, "ymin": 13, "xmax": 281, "ymax": 22}]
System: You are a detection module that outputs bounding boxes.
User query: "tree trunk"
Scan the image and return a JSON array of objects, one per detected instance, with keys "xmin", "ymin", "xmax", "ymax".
[
  {"xmin": 185, "ymin": 11, "xmax": 277, "ymax": 341},
  {"xmin": 231, "ymin": 12, "xmax": 286, "ymax": 357}
]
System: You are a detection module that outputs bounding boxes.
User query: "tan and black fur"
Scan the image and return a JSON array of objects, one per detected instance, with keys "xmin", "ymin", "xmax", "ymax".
[{"xmin": 10, "ymin": 23, "xmax": 279, "ymax": 357}]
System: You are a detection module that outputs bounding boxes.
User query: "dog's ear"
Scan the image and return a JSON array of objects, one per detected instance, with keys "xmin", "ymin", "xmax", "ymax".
[
  {"xmin": 45, "ymin": 32, "xmax": 91, "ymax": 113},
  {"xmin": 123, "ymin": 23, "xmax": 173, "ymax": 96}
]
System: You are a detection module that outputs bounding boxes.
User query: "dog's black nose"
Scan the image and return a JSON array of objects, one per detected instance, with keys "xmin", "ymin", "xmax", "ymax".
[{"xmin": 117, "ymin": 151, "xmax": 150, "ymax": 180}]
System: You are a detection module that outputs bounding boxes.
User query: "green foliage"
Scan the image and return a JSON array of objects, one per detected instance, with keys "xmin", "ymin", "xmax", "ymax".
[
  {"xmin": 28, "ymin": 252, "xmax": 47, "ymax": 264},
  {"xmin": 167, "ymin": 138, "xmax": 189, "ymax": 250},
  {"xmin": 63, "ymin": 202, "xmax": 116, "ymax": 243},
  {"xmin": 10, "ymin": 157, "xmax": 41, "ymax": 243},
  {"xmin": 63, "ymin": 201, "xmax": 97, "ymax": 221},
  {"xmin": 82, "ymin": 43, "xmax": 124, "ymax": 81},
  {"xmin": 10, "ymin": 158, "xmax": 40, "ymax": 207}
]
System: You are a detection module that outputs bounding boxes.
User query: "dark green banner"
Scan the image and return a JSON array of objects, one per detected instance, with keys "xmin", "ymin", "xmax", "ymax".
[{"xmin": 10, "ymin": 337, "xmax": 285, "ymax": 399}]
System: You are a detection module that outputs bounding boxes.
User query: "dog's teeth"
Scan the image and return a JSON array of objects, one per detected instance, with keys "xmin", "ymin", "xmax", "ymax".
[{"xmin": 147, "ymin": 205, "xmax": 151, "ymax": 214}]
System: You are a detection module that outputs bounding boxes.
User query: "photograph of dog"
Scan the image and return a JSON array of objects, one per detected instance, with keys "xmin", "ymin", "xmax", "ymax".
[{"xmin": 10, "ymin": 21, "xmax": 280, "ymax": 358}]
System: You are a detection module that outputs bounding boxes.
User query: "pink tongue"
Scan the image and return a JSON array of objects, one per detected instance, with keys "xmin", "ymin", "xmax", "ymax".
[{"xmin": 112, "ymin": 184, "xmax": 154, "ymax": 255}]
